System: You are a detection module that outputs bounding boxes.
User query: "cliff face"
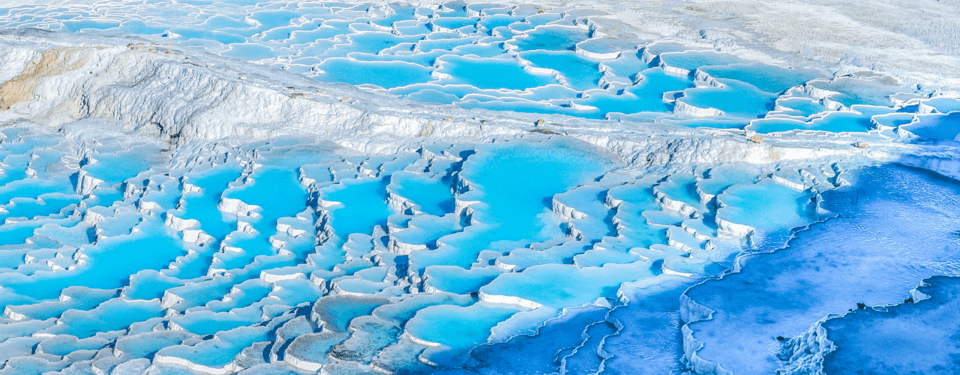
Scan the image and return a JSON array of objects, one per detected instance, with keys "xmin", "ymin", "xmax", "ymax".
[{"xmin": 0, "ymin": 32, "xmax": 891, "ymax": 172}]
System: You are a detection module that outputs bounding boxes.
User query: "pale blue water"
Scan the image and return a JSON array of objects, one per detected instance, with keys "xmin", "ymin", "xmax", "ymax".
[
  {"xmin": 4, "ymin": 0, "xmax": 946, "ymax": 128},
  {"xmin": 436, "ymin": 55, "xmax": 557, "ymax": 91},
  {"xmin": 313, "ymin": 295, "xmax": 388, "ymax": 332},
  {"xmin": 324, "ymin": 32, "xmax": 424, "ymax": 58},
  {"xmin": 750, "ymin": 107, "xmax": 893, "ymax": 134},
  {"xmin": 217, "ymin": 168, "xmax": 306, "ymax": 271},
  {"xmin": 807, "ymin": 77, "xmax": 908, "ymax": 108},
  {"xmin": 179, "ymin": 164, "xmax": 243, "ymax": 241},
  {"xmin": 748, "ymin": 117, "xmax": 819, "ymax": 133},
  {"xmin": 2, "ymin": 194, "xmax": 78, "ymax": 221},
  {"xmin": 658, "ymin": 51, "xmax": 747, "ymax": 72},
  {"xmin": 61, "ymin": 19, "xmax": 120, "ymax": 32},
  {"xmin": 388, "ymin": 172, "xmax": 455, "ymax": 216},
  {"xmin": 923, "ymin": 97, "xmax": 960, "ymax": 113},
  {"xmin": 699, "ymin": 63, "xmax": 825, "ymax": 93},
  {"xmin": 47, "ymin": 299, "xmax": 162, "ymax": 338},
  {"xmin": 481, "ymin": 262, "xmax": 654, "ymax": 309},
  {"xmin": 520, "ymin": 50, "xmax": 603, "ymax": 91},
  {"xmin": 424, "ymin": 265, "xmax": 501, "ymax": 294},
  {"xmin": 656, "ymin": 173, "xmax": 704, "ymax": 211},
  {"xmin": 317, "ymin": 59, "xmax": 434, "ymax": 89},
  {"xmin": 0, "ymin": 217, "xmax": 186, "ymax": 306},
  {"xmin": 417, "ymin": 36, "xmax": 483, "ymax": 53},
  {"xmin": 583, "ymin": 180, "xmax": 668, "ymax": 258},
  {"xmin": 579, "ymin": 67, "xmax": 693, "ymax": 116},
  {"xmin": 172, "ymin": 311, "xmax": 260, "ymax": 336},
  {"xmin": 0, "ymin": 120, "xmax": 954, "ymax": 374},
  {"xmin": 478, "ymin": 14, "xmax": 522, "ymax": 35},
  {"xmin": 512, "ymin": 26, "xmax": 590, "ymax": 52},
  {"xmin": 448, "ymin": 305, "xmax": 612, "ymax": 374},
  {"xmin": 3, "ymin": 2, "xmax": 960, "ymax": 374},
  {"xmin": 684, "ymin": 165, "xmax": 960, "ymax": 374},
  {"xmin": 123, "ymin": 270, "xmax": 185, "ymax": 301},
  {"xmin": 553, "ymin": 185, "xmax": 616, "ymax": 239},
  {"xmin": 322, "ymin": 177, "xmax": 392, "ymax": 247},
  {"xmin": 678, "ymin": 78, "xmax": 779, "ymax": 118},
  {"xmin": 409, "ymin": 140, "xmax": 614, "ymax": 272},
  {"xmin": 716, "ymin": 178, "xmax": 817, "ymax": 242},
  {"xmin": 432, "ymin": 17, "xmax": 480, "ymax": 31},
  {"xmin": 822, "ymin": 276, "xmax": 960, "ymax": 374},
  {"xmin": 699, "ymin": 164, "xmax": 761, "ymax": 197},
  {"xmin": 405, "ymin": 303, "xmax": 523, "ymax": 366},
  {"xmin": 901, "ymin": 112, "xmax": 960, "ymax": 141},
  {"xmin": 775, "ymin": 97, "xmax": 828, "ymax": 117}
]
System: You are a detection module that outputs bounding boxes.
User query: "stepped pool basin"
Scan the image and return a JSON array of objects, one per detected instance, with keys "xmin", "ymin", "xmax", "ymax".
[{"xmin": 0, "ymin": 1, "xmax": 959, "ymax": 374}]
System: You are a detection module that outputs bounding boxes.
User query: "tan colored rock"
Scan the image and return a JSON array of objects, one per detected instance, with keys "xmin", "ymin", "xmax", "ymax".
[{"xmin": 0, "ymin": 47, "xmax": 89, "ymax": 110}]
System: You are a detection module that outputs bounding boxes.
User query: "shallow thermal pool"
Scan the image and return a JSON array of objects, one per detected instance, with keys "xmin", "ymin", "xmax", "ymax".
[
  {"xmin": 0, "ymin": 122, "xmax": 856, "ymax": 374},
  {"xmin": 3, "ymin": 0, "xmax": 959, "ymax": 132},
  {"xmin": 1, "ymin": 1, "xmax": 960, "ymax": 375}
]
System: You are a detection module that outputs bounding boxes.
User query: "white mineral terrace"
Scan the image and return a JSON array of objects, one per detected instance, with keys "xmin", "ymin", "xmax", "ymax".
[{"xmin": 0, "ymin": 0, "xmax": 958, "ymax": 374}]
